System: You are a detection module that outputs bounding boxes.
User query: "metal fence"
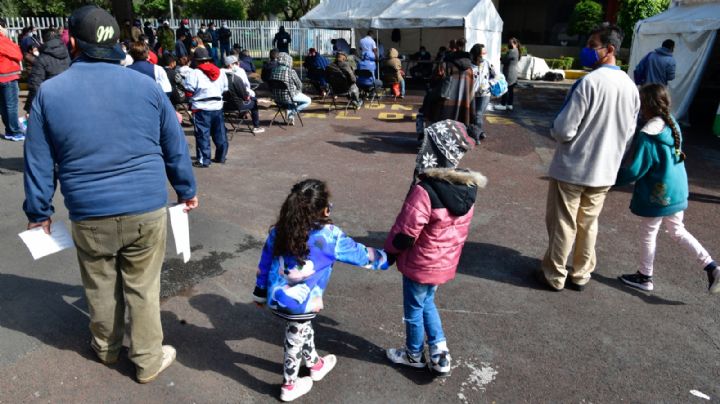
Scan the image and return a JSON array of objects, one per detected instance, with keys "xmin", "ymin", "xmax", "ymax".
[{"xmin": 2, "ymin": 17, "xmax": 353, "ymax": 58}]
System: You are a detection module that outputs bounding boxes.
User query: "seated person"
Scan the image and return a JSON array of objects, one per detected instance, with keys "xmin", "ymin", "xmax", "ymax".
[
  {"xmin": 347, "ymin": 48, "xmax": 358, "ymax": 71},
  {"xmin": 261, "ymin": 48, "xmax": 280, "ymax": 83},
  {"xmin": 303, "ymin": 48, "xmax": 330, "ymax": 96},
  {"xmin": 239, "ymin": 49, "xmax": 256, "ymax": 74},
  {"xmin": 410, "ymin": 46, "xmax": 433, "ymax": 78},
  {"xmin": 331, "ymin": 38, "xmax": 351, "ymax": 55},
  {"xmin": 383, "ymin": 48, "xmax": 405, "ymax": 97},
  {"xmin": 160, "ymin": 53, "xmax": 187, "ymax": 106},
  {"xmin": 356, "ymin": 50, "xmax": 382, "ymax": 89},
  {"xmin": 270, "ymin": 52, "xmax": 311, "ymax": 125},
  {"xmin": 325, "ymin": 52, "xmax": 361, "ymax": 108},
  {"xmin": 223, "ymin": 55, "xmax": 264, "ymax": 134}
]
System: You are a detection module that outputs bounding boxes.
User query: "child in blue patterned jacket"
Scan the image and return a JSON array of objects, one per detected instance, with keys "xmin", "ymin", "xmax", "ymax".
[{"xmin": 252, "ymin": 179, "xmax": 390, "ymax": 402}]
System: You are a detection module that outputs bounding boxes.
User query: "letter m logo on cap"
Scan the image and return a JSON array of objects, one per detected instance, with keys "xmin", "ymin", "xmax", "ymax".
[{"xmin": 96, "ymin": 26, "xmax": 114, "ymax": 43}]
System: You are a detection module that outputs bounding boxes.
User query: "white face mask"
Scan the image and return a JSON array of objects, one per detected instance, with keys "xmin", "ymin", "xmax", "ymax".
[
  {"xmin": 231, "ymin": 65, "xmax": 239, "ymax": 73},
  {"xmin": 32, "ymin": 50, "xmax": 40, "ymax": 57}
]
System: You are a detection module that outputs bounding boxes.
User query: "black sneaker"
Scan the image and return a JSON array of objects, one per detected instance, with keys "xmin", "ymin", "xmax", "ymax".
[
  {"xmin": 705, "ymin": 263, "xmax": 720, "ymax": 294},
  {"xmin": 386, "ymin": 348, "xmax": 426, "ymax": 369},
  {"xmin": 619, "ymin": 272, "xmax": 653, "ymax": 291}
]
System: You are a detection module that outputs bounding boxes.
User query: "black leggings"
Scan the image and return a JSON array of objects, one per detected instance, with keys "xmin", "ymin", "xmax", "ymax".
[{"xmin": 501, "ymin": 83, "xmax": 516, "ymax": 106}]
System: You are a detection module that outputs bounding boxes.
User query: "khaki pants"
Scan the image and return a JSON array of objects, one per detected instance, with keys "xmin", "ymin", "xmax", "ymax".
[
  {"xmin": 541, "ymin": 179, "xmax": 610, "ymax": 289},
  {"xmin": 71, "ymin": 208, "xmax": 167, "ymax": 380}
]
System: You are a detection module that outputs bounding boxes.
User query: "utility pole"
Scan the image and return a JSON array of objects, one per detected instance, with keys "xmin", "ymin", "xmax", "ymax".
[{"xmin": 169, "ymin": 0, "xmax": 175, "ymax": 21}]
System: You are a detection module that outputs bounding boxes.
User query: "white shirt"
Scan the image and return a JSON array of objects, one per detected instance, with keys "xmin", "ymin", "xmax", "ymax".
[
  {"xmin": 359, "ymin": 35, "xmax": 376, "ymax": 55},
  {"xmin": 549, "ymin": 66, "xmax": 640, "ymax": 187},
  {"xmin": 154, "ymin": 65, "xmax": 172, "ymax": 93},
  {"xmin": 183, "ymin": 68, "xmax": 229, "ymax": 111}
]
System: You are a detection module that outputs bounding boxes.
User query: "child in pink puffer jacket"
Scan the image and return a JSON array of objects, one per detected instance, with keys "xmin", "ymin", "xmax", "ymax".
[{"xmin": 384, "ymin": 120, "xmax": 486, "ymax": 376}]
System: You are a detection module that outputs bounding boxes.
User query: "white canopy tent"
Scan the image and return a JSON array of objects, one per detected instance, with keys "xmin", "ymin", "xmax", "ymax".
[
  {"xmin": 300, "ymin": 0, "xmax": 504, "ymax": 68},
  {"xmin": 628, "ymin": 2, "xmax": 720, "ymax": 119}
]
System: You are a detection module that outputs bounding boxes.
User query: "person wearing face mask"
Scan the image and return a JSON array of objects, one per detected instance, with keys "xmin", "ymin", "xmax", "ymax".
[
  {"xmin": 537, "ymin": 23, "xmax": 640, "ymax": 292},
  {"xmin": 20, "ymin": 26, "xmax": 41, "ymax": 55},
  {"xmin": 469, "ymin": 43, "xmax": 494, "ymax": 144},
  {"xmin": 25, "ymin": 29, "xmax": 71, "ymax": 114},
  {"xmin": 0, "ymin": 18, "xmax": 24, "ymax": 141}
]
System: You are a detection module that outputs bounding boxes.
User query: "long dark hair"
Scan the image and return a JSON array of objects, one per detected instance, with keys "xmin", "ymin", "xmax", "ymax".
[
  {"xmin": 469, "ymin": 43, "xmax": 485, "ymax": 65},
  {"xmin": 273, "ymin": 179, "xmax": 332, "ymax": 263},
  {"xmin": 640, "ymin": 84, "xmax": 685, "ymax": 161}
]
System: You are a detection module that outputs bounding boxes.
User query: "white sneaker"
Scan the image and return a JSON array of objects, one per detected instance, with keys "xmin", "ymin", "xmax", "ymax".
[
  {"xmin": 310, "ymin": 354, "xmax": 336, "ymax": 381},
  {"xmin": 252, "ymin": 127, "xmax": 265, "ymax": 134},
  {"xmin": 386, "ymin": 347, "xmax": 426, "ymax": 368},
  {"xmin": 708, "ymin": 267, "xmax": 720, "ymax": 294},
  {"xmin": 494, "ymin": 105, "xmax": 507, "ymax": 111},
  {"xmin": 137, "ymin": 345, "xmax": 176, "ymax": 384},
  {"xmin": 507, "ymin": 105, "xmax": 514, "ymax": 111},
  {"xmin": 288, "ymin": 115, "xmax": 296, "ymax": 126},
  {"xmin": 280, "ymin": 376, "xmax": 313, "ymax": 402}
]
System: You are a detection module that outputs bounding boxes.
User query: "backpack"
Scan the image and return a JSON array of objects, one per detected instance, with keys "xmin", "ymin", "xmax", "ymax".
[{"xmin": 489, "ymin": 73, "xmax": 508, "ymax": 97}]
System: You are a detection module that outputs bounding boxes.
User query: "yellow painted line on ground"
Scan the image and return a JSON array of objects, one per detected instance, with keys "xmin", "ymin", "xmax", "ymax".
[
  {"xmin": 364, "ymin": 103, "xmax": 387, "ymax": 110},
  {"xmin": 391, "ymin": 104, "xmax": 414, "ymax": 111},
  {"xmin": 486, "ymin": 116, "xmax": 516, "ymax": 125},
  {"xmin": 336, "ymin": 111, "xmax": 361, "ymax": 120},
  {"xmin": 378, "ymin": 112, "xmax": 405, "ymax": 120},
  {"xmin": 302, "ymin": 113, "xmax": 328, "ymax": 119}
]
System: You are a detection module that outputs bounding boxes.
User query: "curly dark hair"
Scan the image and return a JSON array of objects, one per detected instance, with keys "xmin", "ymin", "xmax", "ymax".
[{"xmin": 273, "ymin": 179, "xmax": 332, "ymax": 264}]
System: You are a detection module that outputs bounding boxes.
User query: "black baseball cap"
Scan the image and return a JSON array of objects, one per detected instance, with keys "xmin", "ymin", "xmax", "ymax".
[
  {"xmin": 68, "ymin": 5, "xmax": 125, "ymax": 62},
  {"xmin": 193, "ymin": 47, "xmax": 212, "ymax": 62}
]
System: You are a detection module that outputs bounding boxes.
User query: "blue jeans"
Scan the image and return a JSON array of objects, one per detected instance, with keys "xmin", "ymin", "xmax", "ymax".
[
  {"xmin": 400, "ymin": 78, "xmax": 405, "ymax": 97},
  {"xmin": 0, "ymin": 80, "xmax": 22, "ymax": 136},
  {"xmin": 403, "ymin": 275, "xmax": 445, "ymax": 354},
  {"xmin": 288, "ymin": 93, "xmax": 311, "ymax": 118},
  {"xmin": 220, "ymin": 44, "xmax": 231, "ymax": 60},
  {"xmin": 193, "ymin": 109, "xmax": 227, "ymax": 165}
]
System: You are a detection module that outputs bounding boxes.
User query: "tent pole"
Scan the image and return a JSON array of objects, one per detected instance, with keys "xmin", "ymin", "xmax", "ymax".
[{"xmin": 376, "ymin": 28, "xmax": 380, "ymax": 78}]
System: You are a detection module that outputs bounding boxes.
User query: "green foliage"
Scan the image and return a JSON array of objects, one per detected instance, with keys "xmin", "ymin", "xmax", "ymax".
[
  {"xmin": 545, "ymin": 56, "xmax": 576, "ymax": 70},
  {"xmin": 134, "ymin": 0, "xmax": 173, "ymax": 18},
  {"xmin": 184, "ymin": 0, "xmax": 247, "ymax": 19},
  {"xmin": 0, "ymin": 0, "xmax": 21, "ymax": 17},
  {"xmin": 248, "ymin": 0, "xmax": 319, "ymax": 21},
  {"xmin": 568, "ymin": 0, "xmax": 604, "ymax": 36},
  {"xmin": 618, "ymin": 0, "xmax": 669, "ymax": 46},
  {"xmin": 16, "ymin": 0, "xmax": 109, "ymax": 16}
]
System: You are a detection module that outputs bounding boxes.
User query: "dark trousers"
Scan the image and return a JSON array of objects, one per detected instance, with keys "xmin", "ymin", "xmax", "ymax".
[
  {"xmin": 240, "ymin": 98, "xmax": 260, "ymax": 127},
  {"xmin": 0, "ymin": 80, "xmax": 22, "ymax": 135},
  {"xmin": 501, "ymin": 83, "xmax": 516, "ymax": 106},
  {"xmin": 193, "ymin": 109, "xmax": 228, "ymax": 166}
]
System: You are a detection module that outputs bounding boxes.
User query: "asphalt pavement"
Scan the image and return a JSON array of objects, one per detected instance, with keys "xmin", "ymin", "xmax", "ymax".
[{"xmin": 1, "ymin": 82, "xmax": 719, "ymax": 403}]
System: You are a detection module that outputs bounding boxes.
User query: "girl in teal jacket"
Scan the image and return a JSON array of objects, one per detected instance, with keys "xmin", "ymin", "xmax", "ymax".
[{"xmin": 616, "ymin": 84, "xmax": 718, "ymax": 293}]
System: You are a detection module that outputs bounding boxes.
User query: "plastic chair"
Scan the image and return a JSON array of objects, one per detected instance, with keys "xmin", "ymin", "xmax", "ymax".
[{"xmin": 267, "ymin": 79, "xmax": 304, "ymax": 128}]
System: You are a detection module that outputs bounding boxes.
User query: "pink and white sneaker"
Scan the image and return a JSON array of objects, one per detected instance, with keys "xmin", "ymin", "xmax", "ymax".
[
  {"xmin": 310, "ymin": 354, "xmax": 337, "ymax": 381},
  {"xmin": 280, "ymin": 376, "xmax": 313, "ymax": 402}
]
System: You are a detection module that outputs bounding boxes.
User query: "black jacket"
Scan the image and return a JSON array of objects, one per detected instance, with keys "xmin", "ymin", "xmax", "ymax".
[
  {"xmin": 223, "ymin": 71, "xmax": 252, "ymax": 111},
  {"xmin": 25, "ymin": 38, "xmax": 70, "ymax": 109}
]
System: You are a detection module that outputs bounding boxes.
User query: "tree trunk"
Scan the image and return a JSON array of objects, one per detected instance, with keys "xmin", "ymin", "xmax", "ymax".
[{"xmin": 111, "ymin": 0, "xmax": 134, "ymax": 25}]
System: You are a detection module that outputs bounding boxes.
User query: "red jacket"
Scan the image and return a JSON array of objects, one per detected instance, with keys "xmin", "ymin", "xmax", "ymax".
[
  {"xmin": 385, "ymin": 168, "xmax": 487, "ymax": 285},
  {"xmin": 0, "ymin": 35, "xmax": 22, "ymax": 83}
]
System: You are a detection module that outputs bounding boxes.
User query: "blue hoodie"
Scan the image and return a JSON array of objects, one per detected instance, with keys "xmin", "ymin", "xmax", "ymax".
[
  {"xmin": 616, "ymin": 116, "xmax": 688, "ymax": 217},
  {"xmin": 634, "ymin": 47, "xmax": 676, "ymax": 86},
  {"xmin": 23, "ymin": 59, "xmax": 196, "ymax": 222}
]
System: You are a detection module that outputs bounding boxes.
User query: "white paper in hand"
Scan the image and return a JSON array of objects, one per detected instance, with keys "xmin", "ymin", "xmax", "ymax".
[
  {"xmin": 168, "ymin": 204, "xmax": 191, "ymax": 263},
  {"xmin": 18, "ymin": 221, "xmax": 74, "ymax": 260}
]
